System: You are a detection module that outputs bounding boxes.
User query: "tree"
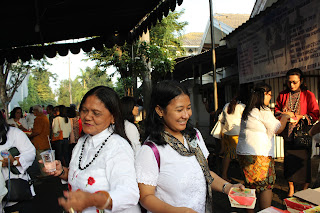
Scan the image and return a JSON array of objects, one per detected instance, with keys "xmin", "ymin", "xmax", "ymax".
[
  {"xmin": 56, "ymin": 65, "xmax": 113, "ymax": 107},
  {"xmin": 0, "ymin": 59, "xmax": 49, "ymax": 116},
  {"xmin": 19, "ymin": 68, "xmax": 57, "ymax": 111},
  {"xmin": 86, "ymin": 10, "xmax": 187, "ymax": 107}
]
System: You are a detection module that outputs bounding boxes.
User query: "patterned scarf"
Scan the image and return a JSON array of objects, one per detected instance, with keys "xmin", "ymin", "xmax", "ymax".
[{"xmin": 163, "ymin": 131, "xmax": 213, "ymax": 213}]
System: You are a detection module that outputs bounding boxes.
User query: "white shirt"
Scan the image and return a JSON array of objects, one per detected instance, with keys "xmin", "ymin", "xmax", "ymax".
[
  {"xmin": 135, "ymin": 129, "xmax": 209, "ymax": 213},
  {"xmin": 124, "ymin": 120, "xmax": 141, "ymax": 155},
  {"xmin": 26, "ymin": 113, "xmax": 36, "ymax": 129},
  {"xmin": 237, "ymin": 107, "xmax": 281, "ymax": 157},
  {"xmin": 52, "ymin": 116, "xmax": 72, "ymax": 139},
  {"xmin": 0, "ymin": 127, "xmax": 36, "ymax": 208},
  {"xmin": 68, "ymin": 127, "xmax": 140, "ymax": 213},
  {"xmin": 221, "ymin": 103, "xmax": 245, "ymax": 136},
  {"xmin": 7, "ymin": 118, "xmax": 29, "ymax": 130}
]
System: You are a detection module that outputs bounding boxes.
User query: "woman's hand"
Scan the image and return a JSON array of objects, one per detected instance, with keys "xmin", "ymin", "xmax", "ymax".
[
  {"xmin": 39, "ymin": 159, "xmax": 63, "ymax": 176},
  {"xmin": 58, "ymin": 190, "xmax": 93, "ymax": 212},
  {"xmin": 1, "ymin": 154, "xmax": 15, "ymax": 167},
  {"xmin": 225, "ymin": 183, "xmax": 245, "ymax": 195}
]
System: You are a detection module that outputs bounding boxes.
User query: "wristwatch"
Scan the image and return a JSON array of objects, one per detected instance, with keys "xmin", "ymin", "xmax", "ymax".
[{"xmin": 12, "ymin": 159, "xmax": 18, "ymax": 166}]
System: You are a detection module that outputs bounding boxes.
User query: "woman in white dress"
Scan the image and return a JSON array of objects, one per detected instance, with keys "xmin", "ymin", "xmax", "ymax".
[
  {"xmin": 135, "ymin": 80, "xmax": 244, "ymax": 213},
  {"xmin": 7, "ymin": 107, "xmax": 29, "ymax": 132},
  {"xmin": 120, "ymin": 96, "xmax": 141, "ymax": 154},
  {"xmin": 0, "ymin": 111, "xmax": 36, "ymax": 213},
  {"xmin": 43, "ymin": 86, "xmax": 140, "ymax": 213}
]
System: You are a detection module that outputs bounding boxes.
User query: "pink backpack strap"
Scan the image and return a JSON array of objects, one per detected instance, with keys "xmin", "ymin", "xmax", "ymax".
[{"xmin": 144, "ymin": 141, "xmax": 160, "ymax": 171}]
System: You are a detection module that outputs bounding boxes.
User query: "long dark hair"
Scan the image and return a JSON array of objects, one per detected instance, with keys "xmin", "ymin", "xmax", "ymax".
[
  {"xmin": 145, "ymin": 80, "xmax": 196, "ymax": 145},
  {"xmin": 120, "ymin": 96, "xmax": 136, "ymax": 123},
  {"xmin": 58, "ymin": 105, "xmax": 69, "ymax": 123},
  {"xmin": 0, "ymin": 112, "xmax": 9, "ymax": 145},
  {"xmin": 227, "ymin": 86, "xmax": 247, "ymax": 114},
  {"xmin": 242, "ymin": 82, "xmax": 272, "ymax": 120},
  {"xmin": 285, "ymin": 68, "xmax": 308, "ymax": 91},
  {"xmin": 9, "ymin": 107, "xmax": 23, "ymax": 119},
  {"xmin": 79, "ymin": 86, "xmax": 130, "ymax": 145}
]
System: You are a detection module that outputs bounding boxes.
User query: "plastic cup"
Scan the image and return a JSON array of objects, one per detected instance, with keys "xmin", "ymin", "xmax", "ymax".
[{"xmin": 40, "ymin": 150, "xmax": 56, "ymax": 172}]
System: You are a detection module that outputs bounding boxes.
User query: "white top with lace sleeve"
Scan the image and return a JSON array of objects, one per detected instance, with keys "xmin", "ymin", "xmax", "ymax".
[{"xmin": 135, "ymin": 129, "xmax": 209, "ymax": 213}]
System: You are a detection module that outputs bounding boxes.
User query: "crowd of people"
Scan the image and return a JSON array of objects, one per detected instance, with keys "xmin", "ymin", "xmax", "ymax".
[{"xmin": 0, "ymin": 67, "xmax": 319, "ymax": 213}]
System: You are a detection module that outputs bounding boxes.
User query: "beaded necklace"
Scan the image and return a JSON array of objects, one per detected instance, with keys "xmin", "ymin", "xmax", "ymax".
[
  {"xmin": 78, "ymin": 132, "xmax": 114, "ymax": 170},
  {"xmin": 289, "ymin": 91, "xmax": 300, "ymax": 113}
]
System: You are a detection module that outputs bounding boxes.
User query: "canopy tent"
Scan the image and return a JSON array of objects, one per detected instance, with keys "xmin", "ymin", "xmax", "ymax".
[{"xmin": 0, "ymin": 0, "xmax": 183, "ymax": 63}]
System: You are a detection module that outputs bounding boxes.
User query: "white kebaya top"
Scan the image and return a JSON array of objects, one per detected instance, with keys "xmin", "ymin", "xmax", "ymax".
[
  {"xmin": 0, "ymin": 127, "xmax": 36, "ymax": 208},
  {"xmin": 135, "ymin": 129, "xmax": 209, "ymax": 213},
  {"xmin": 7, "ymin": 118, "xmax": 29, "ymax": 130},
  {"xmin": 68, "ymin": 127, "xmax": 140, "ymax": 213},
  {"xmin": 237, "ymin": 107, "xmax": 281, "ymax": 157},
  {"xmin": 221, "ymin": 102, "xmax": 245, "ymax": 136}
]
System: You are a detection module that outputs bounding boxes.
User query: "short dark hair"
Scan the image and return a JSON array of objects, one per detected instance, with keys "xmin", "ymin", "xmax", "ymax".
[
  {"xmin": 47, "ymin": 105, "xmax": 54, "ymax": 111},
  {"xmin": 286, "ymin": 68, "xmax": 308, "ymax": 90},
  {"xmin": 9, "ymin": 107, "xmax": 23, "ymax": 119},
  {"xmin": 79, "ymin": 86, "xmax": 130, "ymax": 145},
  {"xmin": 120, "ymin": 96, "xmax": 136, "ymax": 123},
  {"xmin": 145, "ymin": 80, "xmax": 196, "ymax": 145},
  {"xmin": 242, "ymin": 82, "xmax": 272, "ymax": 120}
]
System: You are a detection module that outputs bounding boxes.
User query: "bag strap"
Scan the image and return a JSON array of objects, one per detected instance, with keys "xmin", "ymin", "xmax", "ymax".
[
  {"xmin": 144, "ymin": 141, "xmax": 160, "ymax": 171},
  {"xmin": 58, "ymin": 117, "xmax": 61, "ymax": 131}
]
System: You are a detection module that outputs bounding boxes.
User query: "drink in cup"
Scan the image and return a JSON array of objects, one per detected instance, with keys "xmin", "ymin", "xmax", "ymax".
[{"xmin": 40, "ymin": 150, "xmax": 56, "ymax": 172}]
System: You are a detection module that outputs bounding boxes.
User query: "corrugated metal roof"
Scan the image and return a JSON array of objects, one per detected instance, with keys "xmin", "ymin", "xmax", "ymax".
[
  {"xmin": 180, "ymin": 32, "xmax": 204, "ymax": 46},
  {"xmin": 214, "ymin": 13, "xmax": 250, "ymax": 29}
]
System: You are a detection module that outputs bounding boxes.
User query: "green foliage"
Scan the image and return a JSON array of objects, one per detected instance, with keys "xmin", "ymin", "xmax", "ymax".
[
  {"xmin": 56, "ymin": 65, "xmax": 113, "ymax": 107},
  {"xmin": 85, "ymin": 10, "xmax": 187, "ymax": 92},
  {"xmin": 19, "ymin": 68, "xmax": 57, "ymax": 111}
]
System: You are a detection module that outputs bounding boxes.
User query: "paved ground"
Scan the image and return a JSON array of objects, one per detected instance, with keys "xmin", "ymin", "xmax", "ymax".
[{"xmin": 30, "ymin": 138, "xmax": 320, "ymax": 213}]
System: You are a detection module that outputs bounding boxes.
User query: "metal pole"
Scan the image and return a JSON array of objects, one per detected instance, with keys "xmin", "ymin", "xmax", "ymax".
[
  {"xmin": 68, "ymin": 56, "xmax": 72, "ymax": 105},
  {"xmin": 209, "ymin": 0, "xmax": 218, "ymax": 111}
]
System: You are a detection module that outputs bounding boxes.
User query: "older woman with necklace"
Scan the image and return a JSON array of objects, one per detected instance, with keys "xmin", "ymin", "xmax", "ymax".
[
  {"xmin": 43, "ymin": 86, "xmax": 140, "ymax": 213},
  {"xmin": 275, "ymin": 68, "xmax": 319, "ymax": 197}
]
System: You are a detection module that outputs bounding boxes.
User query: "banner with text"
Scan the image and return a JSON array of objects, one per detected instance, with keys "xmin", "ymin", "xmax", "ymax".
[{"xmin": 236, "ymin": 0, "xmax": 320, "ymax": 84}]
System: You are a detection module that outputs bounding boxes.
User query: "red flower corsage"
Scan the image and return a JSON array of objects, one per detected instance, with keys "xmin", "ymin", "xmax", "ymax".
[{"xmin": 87, "ymin": 177, "xmax": 95, "ymax": 186}]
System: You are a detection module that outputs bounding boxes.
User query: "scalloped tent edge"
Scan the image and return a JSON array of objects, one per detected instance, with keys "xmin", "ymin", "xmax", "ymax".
[{"xmin": 0, "ymin": 0, "xmax": 183, "ymax": 63}]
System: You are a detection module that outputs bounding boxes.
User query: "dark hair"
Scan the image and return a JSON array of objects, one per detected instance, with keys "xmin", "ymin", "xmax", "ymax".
[
  {"xmin": 145, "ymin": 80, "xmax": 196, "ymax": 145},
  {"xmin": 66, "ymin": 107, "xmax": 76, "ymax": 118},
  {"xmin": 286, "ymin": 68, "xmax": 307, "ymax": 90},
  {"xmin": 0, "ymin": 111, "xmax": 9, "ymax": 145},
  {"xmin": 227, "ymin": 86, "xmax": 247, "ymax": 114},
  {"xmin": 79, "ymin": 86, "xmax": 130, "ymax": 145},
  {"xmin": 47, "ymin": 105, "xmax": 54, "ymax": 111},
  {"xmin": 120, "ymin": 97, "xmax": 136, "ymax": 123},
  {"xmin": 9, "ymin": 107, "xmax": 23, "ymax": 119},
  {"xmin": 242, "ymin": 82, "xmax": 272, "ymax": 120},
  {"xmin": 58, "ymin": 105, "xmax": 69, "ymax": 123},
  {"xmin": 29, "ymin": 107, "xmax": 33, "ymax": 113}
]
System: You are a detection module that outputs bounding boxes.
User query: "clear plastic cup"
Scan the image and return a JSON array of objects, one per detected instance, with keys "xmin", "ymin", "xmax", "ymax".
[{"xmin": 40, "ymin": 150, "xmax": 56, "ymax": 172}]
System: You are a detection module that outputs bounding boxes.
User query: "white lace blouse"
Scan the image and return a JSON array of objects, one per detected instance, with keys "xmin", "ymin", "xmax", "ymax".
[{"xmin": 135, "ymin": 130, "xmax": 209, "ymax": 213}]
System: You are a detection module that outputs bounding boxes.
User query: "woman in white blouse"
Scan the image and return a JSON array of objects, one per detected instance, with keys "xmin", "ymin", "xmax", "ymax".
[
  {"xmin": 220, "ymin": 94, "xmax": 246, "ymax": 181},
  {"xmin": 52, "ymin": 105, "xmax": 72, "ymax": 167},
  {"xmin": 135, "ymin": 80, "xmax": 244, "ymax": 213},
  {"xmin": 0, "ymin": 111, "xmax": 36, "ymax": 212},
  {"xmin": 7, "ymin": 107, "xmax": 29, "ymax": 132},
  {"xmin": 120, "ymin": 96, "xmax": 141, "ymax": 154},
  {"xmin": 237, "ymin": 83, "xmax": 292, "ymax": 212},
  {"xmin": 43, "ymin": 86, "xmax": 140, "ymax": 213}
]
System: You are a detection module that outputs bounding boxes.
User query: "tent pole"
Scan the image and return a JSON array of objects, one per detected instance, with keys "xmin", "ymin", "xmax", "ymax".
[{"xmin": 209, "ymin": 0, "xmax": 218, "ymax": 111}]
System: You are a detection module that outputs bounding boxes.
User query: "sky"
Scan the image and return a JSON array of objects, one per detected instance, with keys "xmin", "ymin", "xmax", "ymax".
[{"xmin": 47, "ymin": 0, "xmax": 256, "ymax": 91}]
